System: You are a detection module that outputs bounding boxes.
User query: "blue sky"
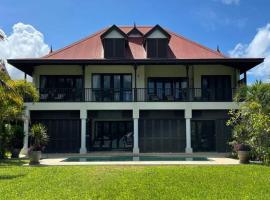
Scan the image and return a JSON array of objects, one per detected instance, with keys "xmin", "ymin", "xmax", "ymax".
[{"xmin": 0, "ymin": 0, "xmax": 270, "ymax": 83}]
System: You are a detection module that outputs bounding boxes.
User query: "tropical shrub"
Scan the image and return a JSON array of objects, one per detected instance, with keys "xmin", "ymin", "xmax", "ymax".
[
  {"xmin": 227, "ymin": 81, "xmax": 270, "ymax": 165},
  {"xmin": 8, "ymin": 124, "xmax": 24, "ymax": 149},
  {"xmin": 0, "ymin": 124, "xmax": 12, "ymax": 159},
  {"xmin": 29, "ymin": 123, "xmax": 49, "ymax": 152}
]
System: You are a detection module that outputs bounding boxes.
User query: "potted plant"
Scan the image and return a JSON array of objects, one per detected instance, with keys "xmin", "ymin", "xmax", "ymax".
[
  {"xmin": 28, "ymin": 123, "xmax": 49, "ymax": 165},
  {"xmin": 235, "ymin": 144, "xmax": 251, "ymax": 164},
  {"xmin": 9, "ymin": 124, "xmax": 24, "ymax": 158}
]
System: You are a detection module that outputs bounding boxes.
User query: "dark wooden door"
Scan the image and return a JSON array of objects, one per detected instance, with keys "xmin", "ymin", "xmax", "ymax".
[
  {"xmin": 191, "ymin": 120, "xmax": 216, "ymax": 152},
  {"xmin": 31, "ymin": 119, "xmax": 81, "ymax": 153},
  {"xmin": 30, "ymin": 111, "xmax": 81, "ymax": 153},
  {"xmin": 139, "ymin": 119, "xmax": 186, "ymax": 152},
  {"xmin": 215, "ymin": 119, "xmax": 232, "ymax": 152}
]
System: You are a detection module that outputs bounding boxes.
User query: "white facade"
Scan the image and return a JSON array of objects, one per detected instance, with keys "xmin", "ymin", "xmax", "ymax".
[{"xmin": 23, "ymin": 64, "xmax": 240, "ymax": 155}]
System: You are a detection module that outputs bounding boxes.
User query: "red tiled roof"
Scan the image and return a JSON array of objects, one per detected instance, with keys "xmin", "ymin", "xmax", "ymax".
[{"xmin": 43, "ymin": 26, "xmax": 226, "ymax": 60}]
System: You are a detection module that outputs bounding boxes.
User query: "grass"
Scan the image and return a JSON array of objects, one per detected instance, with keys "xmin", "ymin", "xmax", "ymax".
[{"xmin": 0, "ymin": 160, "xmax": 270, "ymax": 200}]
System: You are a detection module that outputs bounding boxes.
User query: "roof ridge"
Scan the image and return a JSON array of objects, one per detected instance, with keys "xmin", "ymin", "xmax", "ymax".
[
  {"xmin": 43, "ymin": 27, "xmax": 109, "ymax": 58},
  {"xmin": 118, "ymin": 25, "xmax": 154, "ymax": 28},
  {"xmin": 166, "ymin": 29, "xmax": 227, "ymax": 58}
]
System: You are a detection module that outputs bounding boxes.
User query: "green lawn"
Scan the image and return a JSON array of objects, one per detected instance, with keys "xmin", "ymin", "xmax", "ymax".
[{"xmin": 0, "ymin": 160, "xmax": 270, "ymax": 200}]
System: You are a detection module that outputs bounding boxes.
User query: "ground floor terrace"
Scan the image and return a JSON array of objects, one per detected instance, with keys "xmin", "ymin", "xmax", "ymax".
[{"xmin": 22, "ymin": 102, "xmax": 237, "ymax": 155}]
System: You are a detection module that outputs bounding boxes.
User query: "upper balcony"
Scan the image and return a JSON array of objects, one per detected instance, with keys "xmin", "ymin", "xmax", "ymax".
[{"xmin": 25, "ymin": 87, "xmax": 237, "ymax": 103}]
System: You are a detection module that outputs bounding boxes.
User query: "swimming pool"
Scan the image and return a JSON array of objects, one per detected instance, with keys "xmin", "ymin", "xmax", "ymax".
[{"xmin": 63, "ymin": 156, "xmax": 209, "ymax": 162}]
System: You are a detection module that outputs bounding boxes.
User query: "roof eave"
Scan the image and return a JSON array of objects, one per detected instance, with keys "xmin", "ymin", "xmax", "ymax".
[{"xmin": 8, "ymin": 58, "xmax": 264, "ymax": 76}]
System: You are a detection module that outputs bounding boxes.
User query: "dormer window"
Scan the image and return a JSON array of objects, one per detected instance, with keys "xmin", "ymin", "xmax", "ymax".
[
  {"xmin": 101, "ymin": 25, "xmax": 127, "ymax": 59},
  {"xmin": 103, "ymin": 38, "xmax": 125, "ymax": 58},
  {"xmin": 146, "ymin": 38, "xmax": 168, "ymax": 58},
  {"xmin": 144, "ymin": 25, "xmax": 171, "ymax": 58}
]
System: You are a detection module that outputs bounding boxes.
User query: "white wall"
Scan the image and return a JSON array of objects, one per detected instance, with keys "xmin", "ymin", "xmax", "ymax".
[{"xmin": 144, "ymin": 65, "xmax": 186, "ymax": 83}]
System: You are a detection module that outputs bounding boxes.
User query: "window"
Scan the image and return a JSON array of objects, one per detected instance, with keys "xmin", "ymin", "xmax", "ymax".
[
  {"xmin": 104, "ymin": 39, "xmax": 125, "ymax": 58},
  {"xmin": 146, "ymin": 39, "xmax": 168, "ymax": 58}
]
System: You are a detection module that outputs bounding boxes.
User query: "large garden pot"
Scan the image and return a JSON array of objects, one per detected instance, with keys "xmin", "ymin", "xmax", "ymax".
[
  {"xmin": 29, "ymin": 151, "xmax": 42, "ymax": 165},
  {"xmin": 238, "ymin": 151, "xmax": 250, "ymax": 164},
  {"xmin": 11, "ymin": 148, "xmax": 21, "ymax": 158}
]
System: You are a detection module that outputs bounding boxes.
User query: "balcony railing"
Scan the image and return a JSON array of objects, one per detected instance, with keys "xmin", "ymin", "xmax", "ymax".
[{"xmin": 27, "ymin": 88, "xmax": 236, "ymax": 102}]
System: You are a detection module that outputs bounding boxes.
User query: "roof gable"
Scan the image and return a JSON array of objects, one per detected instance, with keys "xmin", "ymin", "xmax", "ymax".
[
  {"xmin": 127, "ymin": 26, "xmax": 144, "ymax": 37},
  {"xmin": 144, "ymin": 25, "xmax": 171, "ymax": 39},
  {"xmin": 100, "ymin": 25, "xmax": 127, "ymax": 39}
]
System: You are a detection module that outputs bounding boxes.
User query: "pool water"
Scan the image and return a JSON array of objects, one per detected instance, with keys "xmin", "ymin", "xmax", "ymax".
[{"xmin": 63, "ymin": 156, "xmax": 209, "ymax": 162}]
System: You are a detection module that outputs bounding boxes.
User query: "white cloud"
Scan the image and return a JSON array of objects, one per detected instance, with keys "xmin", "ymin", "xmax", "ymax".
[
  {"xmin": 0, "ymin": 22, "xmax": 49, "ymax": 79},
  {"xmin": 213, "ymin": 0, "xmax": 240, "ymax": 5},
  {"xmin": 218, "ymin": 0, "xmax": 240, "ymax": 5},
  {"xmin": 229, "ymin": 23, "xmax": 270, "ymax": 82}
]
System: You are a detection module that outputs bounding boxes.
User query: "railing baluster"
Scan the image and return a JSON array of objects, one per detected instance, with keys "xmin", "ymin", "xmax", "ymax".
[{"xmin": 30, "ymin": 87, "xmax": 236, "ymax": 103}]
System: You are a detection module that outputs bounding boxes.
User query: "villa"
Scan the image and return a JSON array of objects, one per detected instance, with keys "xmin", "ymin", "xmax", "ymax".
[{"xmin": 8, "ymin": 24, "xmax": 263, "ymax": 154}]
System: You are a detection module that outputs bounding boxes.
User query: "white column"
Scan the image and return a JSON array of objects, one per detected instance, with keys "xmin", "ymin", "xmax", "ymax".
[
  {"xmin": 21, "ymin": 110, "xmax": 30, "ymax": 155},
  {"xmin": 79, "ymin": 118, "xmax": 87, "ymax": 154},
  {"xmin": 185, "ymin": 118, "xmax": 193, "ymax": 153},
  {"xmin": 185, "ymin": 109, "xmax": 193, "ymax": 153},
  {"xmin": 80, "ymin": 110, "xmax": 87, "ymax": 154},
  {"xmin": 133, "ymin": 117, "xmax": 139, "ymax": 155}
]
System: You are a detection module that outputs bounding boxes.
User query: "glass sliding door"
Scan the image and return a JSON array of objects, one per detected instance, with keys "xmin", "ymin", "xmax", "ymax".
[
  {"xmin": 103, "ymin": 75, "xmax": 112, "ymax": 101},
  {"xmin": 147, "ymin": 77, "xmax": 188, "ymax": 101},
  {"xmin": 91, "ymin": 74, "xmax": 132, "ymax": 102},
  {"xmin": 114, "ymin": 75, "xmax": 121, "ymax": 101},
  {"xmin": 92, "ymin": 75, "xmax": 101, "ymax": 101},
  {"xmin": 201, "ymin": 75, "xmax": 232, "ymax": 101},
  {"xmin": 123, "ymin": 75, "xmax": 132, "ymax": 101},
  {"xmin": 91, "ymin": 121, "xmax": 133, "ymax": 151},
  {"xmin": 39, "ymin": 75, "xmax": 83, "ymax": 102}
]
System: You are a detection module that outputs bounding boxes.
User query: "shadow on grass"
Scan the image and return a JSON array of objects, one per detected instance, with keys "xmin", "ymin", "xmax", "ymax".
[
  {"xmin": 0, "ymin": 174, "xmax": 26, "ymax": 180},
  {"xmin": 0, "ymin": 158, "xmax": 28, "ymax": 167}
]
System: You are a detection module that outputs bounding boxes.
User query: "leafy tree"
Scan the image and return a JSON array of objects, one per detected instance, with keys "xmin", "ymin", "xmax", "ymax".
[
  {"xmin": 227, "ymin": 81, "xmax": 270, "ymax": 164},
  {"xmin": 0, "ymin": 71, "xmax": 39, "ymax": 158}
]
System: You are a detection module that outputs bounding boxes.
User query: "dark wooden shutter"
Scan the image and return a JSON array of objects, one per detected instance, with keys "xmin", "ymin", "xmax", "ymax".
[
  {"xmin": 157, "ymin": 39, "xmax": 168, "ymax": 58},
  {"xmin": 147, "ymin": 39, "xmax": 168, "ymax": 58},
  {"xmin": 104, "ymin": 39, "xmax": 114, "ymax": 58},
  {"xmin": 147, "ymin": 39, "xmax": 157, "ymax": 58},
  {"xmin": 114, "ymin": 39, "xmax": 125, "ymax": 58},
  {"xmin": 104, "ymin": 39, "xmax": 125, "ymax": 58}
]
